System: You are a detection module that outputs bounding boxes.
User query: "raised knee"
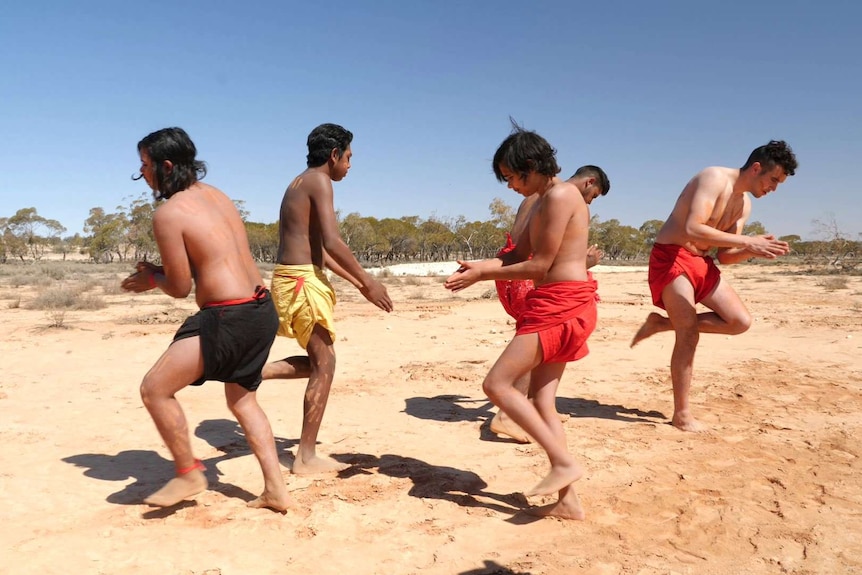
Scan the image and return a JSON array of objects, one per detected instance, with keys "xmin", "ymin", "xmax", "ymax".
[
  {"xmin": 139, "ymin": 376, "xmax": 156, "ymax": 406},
  {"xmin": 482, "ymin": 378, "xmax": 503, "ymax": 403},
  {"xmin": 729, "ymin": 313, "xmax": 752, "ymax": 335}
]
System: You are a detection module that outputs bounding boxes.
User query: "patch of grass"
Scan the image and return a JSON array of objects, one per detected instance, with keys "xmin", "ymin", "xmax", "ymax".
[
  {"xmin": 8, "ymin": 297, "xmax": 20, "ymax": 309},
  {"xmin": 29, "ymin": 286, "xmax": 106, "ymax": 311},
  {"xmin": 817, "ymin": 277, "xmax": 849, "ymax": 291}
]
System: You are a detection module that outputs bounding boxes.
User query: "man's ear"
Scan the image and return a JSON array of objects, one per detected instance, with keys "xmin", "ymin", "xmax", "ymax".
[
  {"xmin": 162, "ymin": 160, "xmax": 174, "ymax": 175},
  {"xmin": 329, "ymin": 148, "xmax": 340, "ymax": 163}
]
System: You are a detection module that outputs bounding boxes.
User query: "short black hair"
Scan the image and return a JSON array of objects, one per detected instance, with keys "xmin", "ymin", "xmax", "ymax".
[
  {"xmin": 571, "ymin": 165, "xmax": 610, "ymax": 196},
  {"xmin": 306, "ymin": 123, "xmax": 353, "ymax": 168},
  {"xmin": 741, "ymin": 140, "xmax": 798, "ymax": 176}
]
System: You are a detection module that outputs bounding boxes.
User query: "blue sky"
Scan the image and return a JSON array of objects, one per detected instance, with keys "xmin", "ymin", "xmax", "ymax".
[{"xmin": 1, "ymin": 1, "xmax": 859, "ymax": 240}]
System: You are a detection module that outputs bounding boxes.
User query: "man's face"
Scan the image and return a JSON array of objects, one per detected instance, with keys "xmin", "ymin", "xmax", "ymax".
[
  {"xmin": 499, "ymin": 165, "xmax": 533, "ymax": 196},
  {"xmin": 139, "ymin": 150, "xmax": 158, "ymax": 194},
  {"xmin": 752, "ymin": 164, "xmax": 787, "ymax": 198},
  {"xmin": 331, "ymin": 146, "xmax": 352, "ymax": 182},
  {"xmin": 582, "ymin": 180, "xmax": 603, "ymax": 205}
]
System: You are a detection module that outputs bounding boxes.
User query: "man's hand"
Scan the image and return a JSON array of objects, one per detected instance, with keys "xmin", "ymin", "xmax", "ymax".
[
  {"xmin": 746, "ymin": 235, "xmax": 790, "ymax": 259},
  {"xmin": 360, "ymin": 279, "xmax": 393, "ymax": 312},
  {"xmin": 444, "ymin": 260, "xmax": 481, "ymax": 292},
  {"xmin": 586, "ymin": 244, "xmax": 603, "ymax": 269},
  {"xmin": 120, "ymin": 261, "xmax": 163, "ymax": 292}
]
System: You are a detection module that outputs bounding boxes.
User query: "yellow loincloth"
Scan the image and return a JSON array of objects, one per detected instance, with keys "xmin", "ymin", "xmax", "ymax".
[{"xmin": 270, "ymin": 264, "xmax": 336, "ymax": 349}]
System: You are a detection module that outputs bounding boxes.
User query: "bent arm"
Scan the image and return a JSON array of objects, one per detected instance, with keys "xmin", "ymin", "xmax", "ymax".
[
  {"xmin": 151, "ymin": 209, "xmax": 193, "ymax": 298},
  {"xmin": 684, "ymin": 173, "xmax": 754, "ymax": 250}
]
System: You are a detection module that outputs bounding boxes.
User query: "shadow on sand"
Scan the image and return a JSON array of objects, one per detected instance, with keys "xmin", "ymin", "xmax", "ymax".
[
  {"xmin": 334, "ymin": 452, "xmax": 528, "ymax": 516},
  {"xmin": 404, "ymin": 394, "xmax": 666, "ymax": 428},
  {"xmin": 458, "ymin": 560, "xmax": 532, "ymax": 575},
  {"xmin": 62, "ymin": 418, "xmax": 297, "ymax": 516}
]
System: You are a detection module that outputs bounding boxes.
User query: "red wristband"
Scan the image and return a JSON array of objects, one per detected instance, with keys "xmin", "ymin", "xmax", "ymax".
[{"xmin": 148, "ymin": 273, "xmax": 157, "ymax": 289}]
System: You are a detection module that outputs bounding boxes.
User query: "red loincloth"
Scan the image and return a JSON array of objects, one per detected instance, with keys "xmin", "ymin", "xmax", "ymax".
[
  {"xmin": 516, "ymin": 279, "xmax": 598, "ymax": 363},
  {"xmin": 494, "ymin": 233, "xmax": 534, "ymax": 320},
  {"xmin": 648, "ymin": 243, "xmax": 721, "ymax": 310}
]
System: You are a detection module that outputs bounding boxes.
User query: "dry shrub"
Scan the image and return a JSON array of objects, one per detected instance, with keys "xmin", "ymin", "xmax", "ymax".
[
  {"xmin": 817, "ymin": 277, "xmax": 849, "ymax": 291},
  {"xmin": 29, "ymin": 286, "xmax": 106, "ymax": 311}
]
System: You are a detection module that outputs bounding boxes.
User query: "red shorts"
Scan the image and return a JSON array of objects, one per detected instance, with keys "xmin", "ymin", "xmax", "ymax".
[
  {"xmin": 648, "ymin": 243, "xmax": 720, "ymax": 309},
  {"xmin": 516, "ymin": 279, "xmax": 598, "ymax": 364}
]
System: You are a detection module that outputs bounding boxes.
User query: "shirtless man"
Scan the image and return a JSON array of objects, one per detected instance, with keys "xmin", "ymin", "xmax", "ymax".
[
  {"xmin": 122, "ymin": 127, "xmax": 290, "ymax": 511},
  {"xmin": 445, "ymin": 127, "xmax": 598, "ymax": 520},
  {"xmin": 490, "ymin": 165, "xmax": 610, "ymax": 443},
  {"xmin": 631, "ymin": 140, "xmax": 797, "ymax": 432},
  {"xmin": 262, "ymin": 123, "xmax": 393, "ymax": 474}
]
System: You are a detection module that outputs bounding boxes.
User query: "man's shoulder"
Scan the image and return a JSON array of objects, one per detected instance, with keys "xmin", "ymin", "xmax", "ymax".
[{"xmin": 286, "ymin": 168, "xmax": 332, "ymax": 196}]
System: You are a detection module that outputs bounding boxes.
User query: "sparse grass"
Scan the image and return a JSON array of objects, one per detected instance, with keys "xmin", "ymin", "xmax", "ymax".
[
  {"xmin": 8, "ymin": 297, "xmax": 20, "ymax": 309},
  {"xmin": 29, "ymin": 286, "xmax": 107, "ymax": 311},
  {"xmin": 817, "ymin": 277, "xmax": 849, "ymax": 291},
  {"xmin": 480, "ymin": 288, "xmax": 496, "ymax": 299},
  {"xmin": 100, "ymin": 278, "xmax": 125, "ymax": 295}
]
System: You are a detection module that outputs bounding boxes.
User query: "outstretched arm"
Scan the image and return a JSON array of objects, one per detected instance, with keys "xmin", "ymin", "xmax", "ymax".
[{"xmin": 311, "ymin": 177, "xmax": 392, "ymax": 311}]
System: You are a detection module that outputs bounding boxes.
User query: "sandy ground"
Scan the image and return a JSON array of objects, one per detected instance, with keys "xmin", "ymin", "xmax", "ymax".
[{"xmin": 1, "ymin": 263, "xmax": 861, "ymax": 575}]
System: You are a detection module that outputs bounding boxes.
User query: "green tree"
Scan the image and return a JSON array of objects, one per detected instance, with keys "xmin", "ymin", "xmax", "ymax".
[
  {"xmin": 84, "ymin": 207, "xmax": 128, "ymax": 263},
  {"xmin": 245, "ymin": 221, "xmax": 279, "ymax": 262},
  {"xmin": 5, "ymin": 208, "xmax": 67, "ymax": 260},
  {"xmin": 742, "ymin": 220, "xmax": 767, "ymax": 236},
  {"xmin": 488, "ymin": 197, "xmax": 516, "ymax": 231},
  {"xmin": 124, "ymin": 194, "xmax": 157, "ymax": 261}
]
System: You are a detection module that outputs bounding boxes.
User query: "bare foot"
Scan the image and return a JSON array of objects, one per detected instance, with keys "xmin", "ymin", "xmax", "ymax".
[
  {"xmin": 630, "ymin": 312, "xmax": 667, "ymax": 347},
  {"xmin": 672, "ymin": 410, "xmax": 706, "ymax": 432},
  {"xmin": 248, "ymin": 487, "xmax": 293, "ymax": 512},
  {"xmin": 525, "ymin": 487, "xmax": 585, "ymax": 520},
  {"xmin": 525, "ymin": 460, "xmax": 584, "ymax": 497},
  {"xmin": 291, "ymin": 454, "xmax": 349, "ymax": 475},
  {"xmin": 144, "ymin": 468, "xmax": 207, "ymax": 507},
  {"xmin": 489, "ymin": 411, "xmax": 532, "ymax": 443}
]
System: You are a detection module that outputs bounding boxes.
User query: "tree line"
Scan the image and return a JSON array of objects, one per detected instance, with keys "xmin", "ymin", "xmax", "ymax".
[{"xmin": 1, "ymin": 194, "xmax": 858, "ymax": 270}]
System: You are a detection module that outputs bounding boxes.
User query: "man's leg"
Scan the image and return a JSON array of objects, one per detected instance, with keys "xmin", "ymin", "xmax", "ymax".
[
  {"xmin": 489, "ymin": 373, "xmax": 532, "ymax": 442},
  {"xmin": 292, "ymin": 324, "xmax": 347, "ymax": 474},
  {"xmin": 632, "ymin": 277, "xmax": 751, "ymax": 346},
  {"xmin": 139, "ymin": 337, "xmax": 208, "ymax": 506},
  {"xmin": 224, "ymin": 383, "xmax": 292, "ymax": 512},
  {"xmin": 646, "ymin": 276, "xmax": 752, "ymax": 431},
  {"xmin": 261, "ymin": 356, "xmax": 311, "ymax": 380},
  {"xmin": 483, "ymin": 335, "xmax": 582, "ymax": 497},
  {"xmin": 523, "ymin": 362, "xmax": 585, "ymax": 520}
]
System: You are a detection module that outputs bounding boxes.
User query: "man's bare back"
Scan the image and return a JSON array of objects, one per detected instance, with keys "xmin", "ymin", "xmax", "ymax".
[
  {"xmin": 276, "ymin": 169, "xmax": 334, "ymax": 268},
  {"xmin": 154, "ymin": 182, "xmax": 264, "ymax": 307}
]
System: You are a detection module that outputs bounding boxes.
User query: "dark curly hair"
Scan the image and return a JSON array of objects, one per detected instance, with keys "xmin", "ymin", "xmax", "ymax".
[
  {"xmin": 492, "ymin": 120, "xmax": 560, "ymax": 183},
  {"xmin": 137, "ymin": 127, "xmax": 207, "ymax": 199},
  {"xmin": 741, "ymin": 140, "xmax": 798, "ymax": 176},
  {"xmin": 306, "ymin": 123, "xmax": 353, "ymax": 168}
]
